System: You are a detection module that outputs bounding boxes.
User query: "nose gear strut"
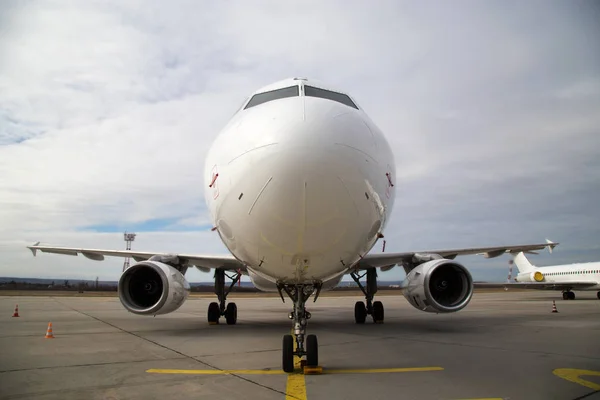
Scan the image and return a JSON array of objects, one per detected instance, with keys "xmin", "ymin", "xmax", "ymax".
[{"xmin": 278, "ymin": 282, "xmax": 322, "ymax": 373}]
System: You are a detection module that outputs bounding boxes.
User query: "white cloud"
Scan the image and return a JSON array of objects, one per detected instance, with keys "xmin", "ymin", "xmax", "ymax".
[{"xmin": 1, "ymin": 0, "xmax": 599, "ymax": 283}]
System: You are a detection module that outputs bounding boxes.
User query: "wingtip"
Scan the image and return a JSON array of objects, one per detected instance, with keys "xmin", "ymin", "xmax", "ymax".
[
  {"xmin": 27, "ymin": 241, "xmax": 40, "ymax": 256},
  {"xmin": 544, "ymin": 238, "xmax": 558, "ymax": 254}
]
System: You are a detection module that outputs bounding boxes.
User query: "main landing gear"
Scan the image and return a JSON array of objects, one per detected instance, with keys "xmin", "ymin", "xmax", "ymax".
[
  {"xmin": 351, "ymin": 268, "xmax": 384, "ymax": 324},
  {"xmin": 278, "ymin": 283, "xmax": 322, "ymax": 373},
  {"xmin": 207, "ymin": 269, "xmax": 241, "ymax": 325},
  {"xmin": 562, "ymin": 291, "xmax": 575, "ymax": 300}
]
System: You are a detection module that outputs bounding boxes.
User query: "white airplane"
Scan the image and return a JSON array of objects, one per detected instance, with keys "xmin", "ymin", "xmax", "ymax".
[
  {"xmin": 500, "ymin": 250, "xmax": 600, "ymax": 300},
  {"xmin": 27, "ymin": 77, "xmax": 559, "ymax": 372}
]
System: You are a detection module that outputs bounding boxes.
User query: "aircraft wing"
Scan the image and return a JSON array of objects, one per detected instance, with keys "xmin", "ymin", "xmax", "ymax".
[
  {"xmin": 356, "ymin": 241, "xmax": 559, "ymax": 271},
  {"xmin": 26, "ymin": 243, "xmax": 245, "ymax": 273},
  {"xmin": 474, "ymin": 281, "xmax": 597, "ymax": 290}
]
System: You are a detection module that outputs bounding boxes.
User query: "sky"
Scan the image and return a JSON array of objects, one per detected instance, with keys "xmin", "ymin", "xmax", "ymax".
[{"xmin": 1, "ymin": 0, "xmax": 599, "ymax": 284}]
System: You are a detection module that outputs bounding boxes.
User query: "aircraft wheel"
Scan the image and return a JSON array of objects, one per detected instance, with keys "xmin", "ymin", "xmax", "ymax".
[
  {"xmin": 306, "ymin": 334, "xmax": 318, "ymax": 367},
  {"xmin": 225, "ymin": 302, "xmax": 237, "ymax": 325},
  {"xmin": 354, "ymin": 301, "xmax": 367, "ymax": 324},
  {"xmin": 373, "ymin": 301, "xmax": 384, "ymax": 323},
  {"xmin": 562, "ymin": 292, "xmax": 568, "ymax": 300},
  {"xmin": 282, "ymin": 334, "xmax": 294, "ymax": 373},
  {"xmin": 568, "ymin": 292, "xmax": 575, "ymax": 300},
  {"xmin": 597, "ymin": 291, "xmax": 600, "ymax": 300},
  {"xmin": 207, "ymin": 302, "xmax": 220, "ymax": 324}
]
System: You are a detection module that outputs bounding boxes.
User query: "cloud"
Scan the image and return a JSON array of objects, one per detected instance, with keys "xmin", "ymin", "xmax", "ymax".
[{"xmin": 1, "ymin": 0, "xmax": 599, "ymax": 285}]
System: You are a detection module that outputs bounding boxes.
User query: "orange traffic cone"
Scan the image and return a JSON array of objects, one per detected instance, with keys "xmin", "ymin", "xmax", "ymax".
[
  {"xmin": 45, "ymin": 322, "xmax": 54, "ymax": 338},
  {"xmin": 12, "ymin": 304, "xmax": 19, "ymax": 317},
  {"xmin": 551, "ymin": 300, "xmax": 558, "ymax": 313}
]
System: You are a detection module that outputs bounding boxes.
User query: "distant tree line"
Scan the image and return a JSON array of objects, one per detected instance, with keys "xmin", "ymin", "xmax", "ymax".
[
  {"xmin": 0, "ymin": 280, "xmax": 401, "ymax": 292},
  {"xmin": 0, "ymin": 280, "xmax": 118, "ymax": 292}
]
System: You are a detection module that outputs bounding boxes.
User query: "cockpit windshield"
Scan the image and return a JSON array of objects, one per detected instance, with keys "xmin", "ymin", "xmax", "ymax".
[
  {"xmin": 242, "ymin": 83, "xmax": 359, "ymax": 111},
  {"xmin": 244, "ymin": 86, "xmax": 299, "ymax": 110},
  {"xmin": 304, "ymin": 85, "xmax": 359, "ymax": 110}
]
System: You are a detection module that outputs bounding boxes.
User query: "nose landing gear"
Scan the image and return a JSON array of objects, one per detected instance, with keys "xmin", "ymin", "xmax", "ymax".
[{"xmin": 278, "ymin": 283, "xmax": 321, "ymax": 373}]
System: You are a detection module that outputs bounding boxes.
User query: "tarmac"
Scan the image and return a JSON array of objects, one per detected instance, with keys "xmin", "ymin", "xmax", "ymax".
[{"xmin": 1, "ymin": 290, "xmax": 599, "ymax": 400}]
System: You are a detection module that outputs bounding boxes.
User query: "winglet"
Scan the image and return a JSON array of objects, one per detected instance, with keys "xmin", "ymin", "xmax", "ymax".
[
  {"xmin": 545, "ymin": 239, "xmax": 558, "ymax": 254},
  {"xmin": 28, "ymin": 242, "xmax": 41, "ymax": 256}
]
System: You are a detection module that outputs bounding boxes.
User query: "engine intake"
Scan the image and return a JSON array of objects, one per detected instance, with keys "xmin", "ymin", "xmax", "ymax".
[
  {"xmin": 401, "ymin": 259, "xmax": 473, "ymax": 313},
  {"xmin": 118, "ymin": 261, "xmax": 190, "ymax": 315}
]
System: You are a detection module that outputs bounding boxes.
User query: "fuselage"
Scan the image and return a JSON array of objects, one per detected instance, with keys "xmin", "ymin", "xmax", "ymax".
[
  {"xmin": 203, "ymin": 78, "xmax": 396, "ymax": 290},
  {"xmin": 515, "ymin": 262, "xmax": 600, "ymax": 290}
]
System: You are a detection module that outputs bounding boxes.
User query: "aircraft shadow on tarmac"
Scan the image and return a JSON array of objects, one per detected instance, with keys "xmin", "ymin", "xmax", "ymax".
[{"xmin": 149, "ymin": 313, "xmax": 511, "ymax": 339}]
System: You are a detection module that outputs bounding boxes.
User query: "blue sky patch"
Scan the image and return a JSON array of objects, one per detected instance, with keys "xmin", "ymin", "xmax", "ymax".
[{"xmin": 83, "ymin": 218, "xmax": 213, "ymax": 233}]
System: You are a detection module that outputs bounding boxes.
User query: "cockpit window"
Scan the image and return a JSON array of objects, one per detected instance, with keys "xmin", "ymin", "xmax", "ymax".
[
  {"xmin": 244, "ymin": 86, "xmax": 299, "ymax": 110},
  {"xmin": 304, "ymin": 85, "xmax": 359, "ymax": 109}
]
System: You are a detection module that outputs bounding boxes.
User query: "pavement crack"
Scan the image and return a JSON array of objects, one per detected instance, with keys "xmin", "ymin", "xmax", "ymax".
[
  {"xmin": 571, "ymin": 389, "xmax": 600, "ymax": 400},
  {"xmin": 51, "ymin": 298, "xmax": 290, "ymax": 398}
]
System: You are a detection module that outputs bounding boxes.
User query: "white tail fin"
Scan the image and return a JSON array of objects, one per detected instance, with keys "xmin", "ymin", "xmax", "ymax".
[{"xmin": 511, "ymin": 252, "xmax": 536, "ymax": 273}]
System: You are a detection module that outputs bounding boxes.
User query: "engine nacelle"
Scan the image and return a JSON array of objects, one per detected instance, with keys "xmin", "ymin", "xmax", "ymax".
[
  {"xmin": 515, "ymin": 270, "xmax": 544, "ymax": 282},
  {"xmin": 401, "ymin": 259, "xmax": 473, "ymax": 313},
  {"xmin": 118, "ymin": 261, "xmax": 191, "ymax": 315}
]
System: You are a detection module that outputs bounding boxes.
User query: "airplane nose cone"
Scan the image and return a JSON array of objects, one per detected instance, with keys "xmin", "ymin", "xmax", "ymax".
[
  {"xmin": 208, "ymin": 90, "xmax": 395, "ymax": 283},
  {"xmin": 217, "ymin": 142, "xmax": 385, "ymax": 281}
]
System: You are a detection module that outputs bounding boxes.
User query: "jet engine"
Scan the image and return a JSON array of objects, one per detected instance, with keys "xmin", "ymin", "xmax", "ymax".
[
  {"xmin": 118, "ymin": 261, "xmax": 191, "ymax": 315},
  {"xmin": 401, "ymin": 259, "xmax": 473, "ymax": 313},
  {"xmin": 515, "ymin": 270, "xmax": 544, "ymax": 282}
]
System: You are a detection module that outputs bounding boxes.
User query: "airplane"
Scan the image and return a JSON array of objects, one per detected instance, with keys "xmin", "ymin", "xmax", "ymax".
[
  {"xmin": 26, "ymin": 77, "xmax": 560, "ymax": 372},
  {"xmin": 497, "ymin": 248, "xmax": 600, "ymax": 300}
]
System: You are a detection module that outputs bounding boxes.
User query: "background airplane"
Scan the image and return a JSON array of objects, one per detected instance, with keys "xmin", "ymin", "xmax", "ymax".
[
  {"xmin": 26, "ymin": 78, "xmax": 560, "ymax": 372},
  {"xmin": 495, "ymin": 248, "xmax": 600, "ymax": 300}
]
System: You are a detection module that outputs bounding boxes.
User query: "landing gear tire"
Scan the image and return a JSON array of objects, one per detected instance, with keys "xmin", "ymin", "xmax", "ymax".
[
  {"xmin": 351, "ymin": 269, "xmax": 384, "ymax": 324},
  {"xmin": 282, "ymin": 334, "xmax": 294, "ymax": 373},
  {"xmin": 354, "ymin": 301, "xmax": 367, "ymax": 324},
  {"xmin": 373, "ymin": 300, "xmax": 384, "ymax": 323},
  {"xmin": 225, "ymin": 302, "xmax": 237, "ymax": 325},
  {"xmin": 209, "ymin": 269, "xmax": 241, "ymax": 326},
  {"xmin": 306, "ymin": 334, "xmax": 318, "ymax": 367},
  {"xmin": 563, "ymin": 291, "xmax": 575, "ymax": 300},
  {"xmin": 597, "ymin": 291, "xmax": 600, "ymax": 300},
  {"xmin": 208, "ymin": 302, "xmax": 220, "ymax": 324}
]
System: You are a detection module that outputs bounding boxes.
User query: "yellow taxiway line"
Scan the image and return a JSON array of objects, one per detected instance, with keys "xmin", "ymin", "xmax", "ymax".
[
  {"xmin": 285, "ymin": 329, "xmax": 306, "ymax": 400},
  {"xmin": 553, "ymin": 368, "xmax": 600, "ymax": 391},
  {"xmin": 147, "ymin": 369, "xmax": 285, "ymax": 375},
  {"xmin": 323, "ymin": 367, "xmax": 443, "ymax": 374},
  {"xmin": 146, "ymin": 331, "xmax": 444, "ymax": 400},
  {"xmin": 146, "ymin": 366, "xmax": 445, "ymax": 376}
]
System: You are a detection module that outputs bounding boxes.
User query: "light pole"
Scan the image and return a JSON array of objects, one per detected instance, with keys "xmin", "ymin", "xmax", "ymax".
[{"xmin": 123, "ymin": 232, "xmax": 136, "ymax": 272}]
